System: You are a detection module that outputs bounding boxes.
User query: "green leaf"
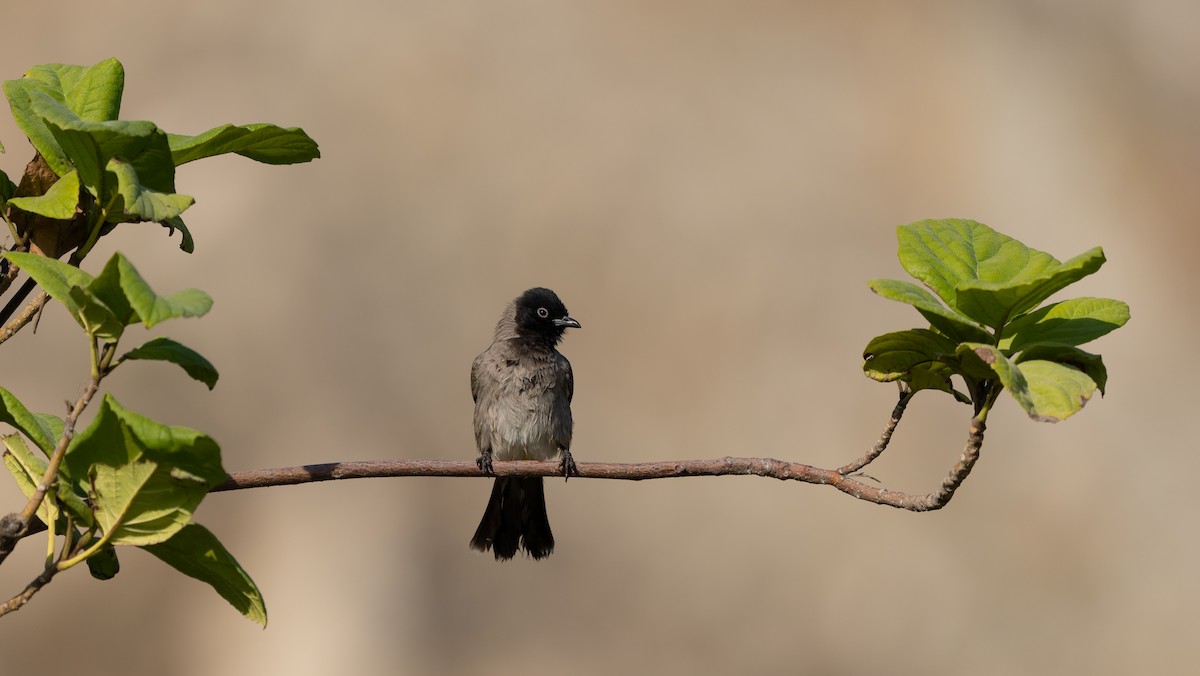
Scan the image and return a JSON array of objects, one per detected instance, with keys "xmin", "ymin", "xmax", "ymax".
[
  {"xmin": 5, "ymin": 60, "xmax": 123, "ymax": 177},
  {"xmin": 955, "ymin": 248, "xmax": 1106, "ymax": 329},
  {"xmin": 85, "ymin": 252, "xmax": 211, "ymax": 330},
  {"xmin": 90, "ymin": 460, "xmax": 193, "ymax": 545},
  {"xmin": 112, "ymin": 253, "xmax": 212, "ymax": 327},
  {"xmin": 69, "ymin": 285, "xmax": 125, "ymax": 341},
  {"xmin": 1017, "ymin": 360, "xmax": 1097, "ymax": 422},
  {"xmin": 961, "ymin": 344, "xmax": 1097, "ymax": 421},
  {"xmin": 67, "ymin": 394, "xmax": 225, "ymax": 482},
  {"xmin": 162, "ymin": 216, "xmax": 195, "ymax": 253},
  {"xmin": 0, "ymin": 385, "xmax": 58, "ymax": 452},
  {"xmin": 955, "ymin": 343, "xmax": 1041, "ymax": 417},
  {"xmin": 3, "ymin": 443, "xmax": 40, "ymax": 501},
  {"xmin": 24, "ymin": 63, "xmax": 88, "ymax": 103},
  {"xmin": 121, "ymin": 337, "xmax": 219, "ymax": 389},
  {"xmin": 86, "ymin": 543, "xmax": 121, "ymax": 580},
  {"xmin": 3, "ymin": 434, "xmax": 47, "ymax": 477},
  {"xmin": 23, "ymin": 60, "xmax": 125, "ymax": 123},
  {"xmin": 2, "ymin": 435, "xmax": 91, "ymax": 527},
  {"xmin": 106, "ymin": 157, "xmax": 194, "ymax": 222},
  {"xmin": 957, "ymin": 343, "xmax": 1037, "ymax": 415},
  {"xmin": 895, "ymin": 219, "xmax": 1107, "ymax": 329},
  {"xmin": 62, "ymin": 58, "xmax": 124, "ymax": 122},
  {"xmin": 867, "ymin": 279, "xmax": 991, "ymax": 343},
  {"xmin": 3, "ymin": 251, "xmax": 95, "ymax": 330},
  {"xmin": 65, "ymin": 395, "xmax": 226, "ymax": 546},
  {"xmin": 6, "ymin": 169, "xmax": 80, "ymax": 219},
  {"xmin": 168, "ymin": 123, "xmax": 320, "ymax": 166},
  {"xmin": 29, "ymin": 90, "xmax": 108, "ymax": 191},
  {"xmin": 898, "ymin": 219, "xmax": 1059, "ymax": 312},
  {"xmin": 863, "ymin": 329, "xmax": 959, "ymax": 382},
  {"xmin": 1000, "ymin": 297, "xmax": 1130, "ymax": 352},
  {"xmin": 3, "ymin": 78, "xmax": 73, "ymax": 175},
  {"xmin": 36, "ymin": 414, "xmax": 64, "ymax": 447},
  {"xmin": 2, "ymin": 441, "xmax": 38, "ymax": 494},
  {"xmin": 0, "ymin": 169, "xmax": 17, "ymax": 208},
  {"xmin": 3, "ymin": 436, "xmax": 56, "ymax": 526},
  {"xmin": 29, "ymin": 91, "xmax": 175, "ymax": 196},
  {"xmin": 1016, "ymin": 345, "xmax": 1109, "ymax": 395},
  {"xmin": 87, "ymin": 253, "xmax": 134, "ymax": 325},
  {"xmin": 906, "ymin": 364, "xmax": 972, "ymax": 403},
  {"xmin": 2, "ymin": 434, "xmax": 47, "ymax": 487},
  {"xmin": 142, "ymin": 523, "xmax": 267, "ymax": 627}
]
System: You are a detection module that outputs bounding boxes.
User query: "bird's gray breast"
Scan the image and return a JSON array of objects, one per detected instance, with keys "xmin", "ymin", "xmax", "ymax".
[{"xmin": 474, "ymin": 346, "xmax": 572, "ymax": 461}]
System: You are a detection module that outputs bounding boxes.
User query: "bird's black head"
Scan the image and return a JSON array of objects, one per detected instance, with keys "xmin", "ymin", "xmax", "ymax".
[{"xmin": 513, "ymin": 287, "xmax": 580, "ymax": 346}]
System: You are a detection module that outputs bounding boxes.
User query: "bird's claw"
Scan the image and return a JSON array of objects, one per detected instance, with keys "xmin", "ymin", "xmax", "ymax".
[
  {"xmin": 559, "ymin": 449, "xmax": 578, "ymax": 481},
  {"xmin": 476, "ymin": 453, "xmax": 494, "ymax": 476}
]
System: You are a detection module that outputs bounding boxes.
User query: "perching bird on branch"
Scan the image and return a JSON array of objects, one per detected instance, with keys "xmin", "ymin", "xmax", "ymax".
[{"xmin": 469, "ymin": 287, "xmax": 580, "ymax": 560}]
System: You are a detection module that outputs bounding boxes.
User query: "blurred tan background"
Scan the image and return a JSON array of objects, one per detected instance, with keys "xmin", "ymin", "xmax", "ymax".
[{"xmin": 0, "ymin": 1, "xmax": 1195, "ymax": 673}]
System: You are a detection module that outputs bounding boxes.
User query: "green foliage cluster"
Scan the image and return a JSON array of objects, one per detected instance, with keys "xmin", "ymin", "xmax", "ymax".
[
  {"xmin": 863, "ymin": 219, "xmax": 1129, "ymax": 422},
  {"xmin": 0, "ymin": 57, "xmax": 316, "ymax": 257},
  {"xmin": 0, "ymin": 58, "xmax": 319, "ymax": 625}
]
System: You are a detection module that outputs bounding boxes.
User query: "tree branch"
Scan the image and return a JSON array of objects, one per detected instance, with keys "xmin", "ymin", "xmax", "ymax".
[
  {"xmin": 0, "ymin": 277, "xmax": 39, "ymax": 328},
  {"xmin": 0, "ymin": 290, "xmax": 49, "ymax": 348},
  {"xmin": 213, "ymin": 414, "xmax": 987, "ymax": 513},
  {"xmin": 0, "ymin": 565, "xmax": 56, "ymax": 618},
  {"xmin": 4, "ymin": 392, "xmax": 990, "ymax": 569}
]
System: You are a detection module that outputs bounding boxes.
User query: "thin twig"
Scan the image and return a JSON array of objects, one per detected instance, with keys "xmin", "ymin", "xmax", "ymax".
[
  {"xmin": 0, "ymin": 351, "xmax": 106, "ymax": 567},
  {"xmin": 837, "ymin": 387, "xmax": 914, "ymax": 475},
  {"xmin": 0, "ymin": 291, "xmax": 49, "ymax": 348},
  {"xmin": 0, "ymin": 249, "xmax": 21, "ymax": 297},
  {"xmin": 0, "ymin": 565, "xmax": 56, "ymax": 617},
  {"xmin": 0, "ymin": 277, "xmax": 38, "ymax": 327},
  {"xmin": 917, "ymin": 417, "xmax": 986, "ymax": 510}
]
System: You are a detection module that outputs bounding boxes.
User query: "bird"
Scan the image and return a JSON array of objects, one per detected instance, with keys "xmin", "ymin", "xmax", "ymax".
[{"xmin": 469, "ymin": 287, "xmax": 580, "ymax": 560}]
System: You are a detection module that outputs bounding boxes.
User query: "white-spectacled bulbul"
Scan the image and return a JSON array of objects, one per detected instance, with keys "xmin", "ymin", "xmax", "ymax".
[{"xmin": 469, "ymin": 287, "xmax": 579, "ymax": 560}]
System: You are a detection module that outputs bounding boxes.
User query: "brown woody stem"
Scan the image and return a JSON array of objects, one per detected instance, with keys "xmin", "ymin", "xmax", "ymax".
[
  {"xmin": 213, "ymin": 415, "xmax": 986, "ymax": 513},
  {"xmin": 837, "ymin": 387, "xmax": 914, "ymax": 475}
]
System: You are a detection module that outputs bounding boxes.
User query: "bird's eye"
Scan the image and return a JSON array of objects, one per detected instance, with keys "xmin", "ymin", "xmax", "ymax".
[{"xmin": 536, "ymin": 307, "xmax": 549, "ymax": 318}]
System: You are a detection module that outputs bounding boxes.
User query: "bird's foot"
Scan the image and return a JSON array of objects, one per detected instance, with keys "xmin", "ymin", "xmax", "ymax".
[
  {"xmin": 476, "ymin": 452, "xmax": 494, "ymax": 475},
  {"xmin": 559, "ymin": 448, "xmax": 578, "ymax": 481}
]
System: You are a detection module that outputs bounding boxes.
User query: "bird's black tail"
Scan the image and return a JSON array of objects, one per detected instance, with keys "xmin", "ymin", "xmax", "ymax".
[{"xmin": 469, "ymin": 477, "xmax": 554, "ymax": 560}]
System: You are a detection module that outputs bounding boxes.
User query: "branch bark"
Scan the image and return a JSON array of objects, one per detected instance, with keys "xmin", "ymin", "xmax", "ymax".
[
  {"xmin": 837, "ymin": 387, "xmax": 913, "ymax": 475},
  {"xmin": 4, "ymin": 389, "xmax": 988, "ymax": 570},
  {"xmin": 213, "ymin": 414, "xmax": 986, "ymax": 513},
  {"xmin": 0, "ymin": 290, "xmax": 47, "ymax": 348},
  {"xmin": 0, "ymin": 565, "xmax": 56, "ymax": 617}
]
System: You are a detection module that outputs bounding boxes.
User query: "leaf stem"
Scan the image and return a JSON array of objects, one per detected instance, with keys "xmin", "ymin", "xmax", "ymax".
[
  {"xmin": 56, "ymin": 530, "xmax": 112, "ymax": 571},
  {"xmin": 1, "ymin": 210, "xmax": 24, "ymax": 249},
  {"xmin": 59, "ymin": 515, "xmax": 76, "ymax": 561},
  {"xmin": 44, "ymin": 505, "xmax": 55, "ymax": 568},
  {"xmin": 70, "ymin": 194, "xmax": 117, "ymax": 266}
]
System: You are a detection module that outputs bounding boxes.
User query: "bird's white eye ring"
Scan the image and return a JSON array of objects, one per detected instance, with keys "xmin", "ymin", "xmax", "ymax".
[{"xmin": 536, "ymin": 307, "xmax": 549, "ymax": 318}]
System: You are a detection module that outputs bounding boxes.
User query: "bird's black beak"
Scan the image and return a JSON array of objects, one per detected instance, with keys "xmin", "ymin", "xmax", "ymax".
[{"xmin": 553, "ymin": 316, "xmax": 581, "ymax": 329}]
